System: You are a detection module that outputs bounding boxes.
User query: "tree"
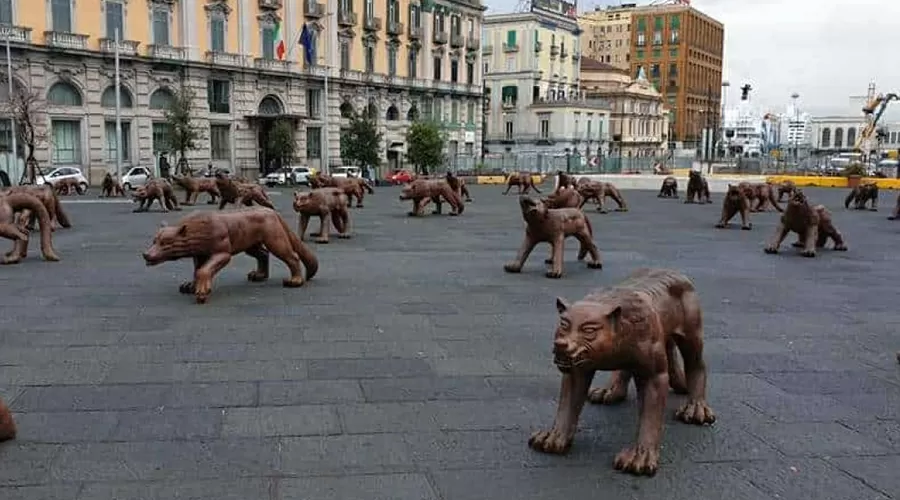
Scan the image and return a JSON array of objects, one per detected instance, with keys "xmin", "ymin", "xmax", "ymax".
[
  {"xmin": 1, "ymin": 77, "xmax": 48, "ymax": 183},
  {"xmin": 165, "ymin": 84, "xmax": 204, "ymax": 174},
  {"xmin": 265, "ymin": 119, "xmax": 296, "ymax": 170},
  {"xmin": 406, "ymin": 120, "xmax": 444, "ymax": 175},
  {"xmin": 340, "ymin": 112, "xmax": 382, "ymax": 169}
]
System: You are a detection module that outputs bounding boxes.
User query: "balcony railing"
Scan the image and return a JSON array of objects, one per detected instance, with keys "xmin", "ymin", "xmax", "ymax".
[
  {"xmin": 304, "ymin": 0, "xmax": 325, "ymax": 17},
  {"xmin": 205, "ymin": 51, "xmax": 244, "ymax": 66},
  {"xmin": 44, "ymin": 31, "xmax": 89, "ymax": 50},
  {"xmin": 363, "ymin": 16, "xmax": 382, "ymax": 31},
  {"xmin": 254, "ymin": 58, "xmax": 292, "ymax": 72},
  {"xmin": 465, "ymin": 35, "xmax": 480, "ymax": 50},
  {"xmin": 0, "ymin": 25, "xmax": 31, "ymax": 43},
  {"xmin": 258, "ymin": 0, "xmax": 283, "ymax": 8},
  {"xmin": 560, "ymin": 47, "xmax": 569, "ymax": 58},
  {"xmin": 534, "ymin": 41, "xmax": 543, "ymax": 52},
  {"xmin": 338, "ymin": 10, "xmax": 357, "ymax": 26},
  {"xmin": 147, "ymin": 44, "xmax": 187, "ymax": 60},
  {"xmin": 408, "ymin": 24, "xmax": 422, "ymax": 39},
  {"xmin": 549, "ymin": 44, "xmax": 559, "ymax": 56},
  {"xmin": 99, "ymin": 38, "xmax": 140, "ymax": 56},
  {"xmin": 387, "ymin": 20, "xmax": 404, "ymax": 36},
  {"xmin": 433, "ymin": 31, "xmax": 448, "ymax": 44},
  {"xmin": 502, "ymin": 42, "xmax": 518, "ymax": 52},
  {"xmin": 450, "ymin": 32, "xmax": 463, "ymax": 48}
]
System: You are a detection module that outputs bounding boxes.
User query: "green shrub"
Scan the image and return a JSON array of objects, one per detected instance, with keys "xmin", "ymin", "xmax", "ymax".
[{"xmin": 842, "ymin": 163, "xmax": 866, "ymax": 177}]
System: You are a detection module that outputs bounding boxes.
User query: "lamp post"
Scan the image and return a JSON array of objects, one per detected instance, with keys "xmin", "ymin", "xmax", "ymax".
[
  {"xmin": 4, "ymin": 28, "xmax": 18, "ymax": 179},
  {"xmin": 790, "ymin": 92, "xmax": 799, "ymax": 168},
  {"xmin": 721, "ymin": 81, "xmax": 730, "ymax": 163}
]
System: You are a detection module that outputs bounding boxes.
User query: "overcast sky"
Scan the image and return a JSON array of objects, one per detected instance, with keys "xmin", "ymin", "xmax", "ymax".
[{"xmin": 484, "ymin": 0, "xmax": 900, "ymax": 119}]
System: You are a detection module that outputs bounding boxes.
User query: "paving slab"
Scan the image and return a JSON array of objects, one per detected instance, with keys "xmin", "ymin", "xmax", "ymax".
[{"xmin": 0, "ymin": 185, "xmax": 898, "ymax": 499}]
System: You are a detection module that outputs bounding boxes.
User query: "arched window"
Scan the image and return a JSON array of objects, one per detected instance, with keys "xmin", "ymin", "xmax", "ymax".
[
  {"xmin": 820, "ymin": 128, "xmax": 831, "ymax": 148},
  {"xmin": 340, "ymin": 101, "xmax": 354, "ymax": 118},
  {"xmin": 846, "ymin": 127, "xmax": 857, "ymax": 148},
  {"xmin": 258, "ymin": 95, "xmax": 283, "ymax": 116},
  {"xmin": 101, "ymin": 85, "xmax": 134, "ymax": 108},
  {"xmin": 406, "ymin": 105, "xmax": 419, "ymax": 121},
  {"xmin": 834, "ymin": 128, "xmax": 844, "ymax": 149},
  {"xmin": 386, "ymin": 105, "xmax": 399, "ymax": 121},
  {"xmin": 366, "ymin": 102, "xmax": 378, "ymax": 120},
  {"xmin": 47, "ymin": 81, "xmax": 83, "ymax": 106},
  {"xmin": 149, "ymin": 88, "xmax": 175, "ymax": 110}
]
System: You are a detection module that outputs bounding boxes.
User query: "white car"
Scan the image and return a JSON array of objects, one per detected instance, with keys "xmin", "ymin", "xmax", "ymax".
[
  {"xmin": 259, "ymin": 166, "xmax": 311, "ymax": 187},
  {"xmin": 121, "ymin": 166, "xmax": 152, "ymax": 190},
  {"xmin": 36, "ymin": 167, "xmax": 88, "ymax": 192},
  {"xmin": 331, "ymin": 166, "xmax": 361, "ymax": 179}
]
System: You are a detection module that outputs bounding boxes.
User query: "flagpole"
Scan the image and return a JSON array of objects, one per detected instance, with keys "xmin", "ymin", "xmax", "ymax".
[{"xmin": 114, "ymin": 28, "xmax": 123, "ymax": 181}]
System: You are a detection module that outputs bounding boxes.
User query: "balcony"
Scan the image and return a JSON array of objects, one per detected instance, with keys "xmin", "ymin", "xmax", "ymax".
[
  {"xmin": 206, "ymin": 51, "xmax": 244, "ymax": 66},
  {"xmin": 549, "ymin": 44, "xmax": 559, "ymax": 56},
  {"xmin": 44, "ymin": 31, "xmax": 89, "ymax": 50},
  {"xmin": 99, "ymin": 38, "xmax": 140, "ymax": 56},
  {"xmin": 560, "ymin": 47, "xmax": 568, "ymax": 59},
  {"xmin": 0, "ymin": 25, "xmax": 32, "ymax": 44},
  {"xmin": 571, "ymin": 50, "xmax": 580, "ymax": 61},
  {"xmin": 450, "ymin": 32, "xmax": 464, "ymax": 48},
  {"xmin": 304, "ymin": 0, "xmax": 325, "ymax": 17},
  {"xmin": 465, "ymin": 35, "xmax": 480, "ymax": 50},
  {"xmin": 433, "ymin": 31, "xmax": 448, "ymax": 44},
  {"xmin": 534, "ymin": 41, "xmax": 543, "ymax": 52},
  {"xmin": 338, "ymin": 10, "xmax": 357, "ymax": 26},
  {"xmin": 258, "ymin": 0, "xmax": 282, "ymax": 8},
  {"xmin": 482, "ymin": 44, "xmax": 492, "ymax": 55},
  {"xmin": 502, "ymin": 42, "xmax": 518, "ymax": 52},
  {"xmin": 387, "ymin": 20, "xmax": 404, "ymax": 36},
  {"xmin": 408, "ymin": 24, "xmax": 422, "ymax": 39},
  {"xmin": 363, "ymin": 16, "xmax": 382, "ymax": 31},
  {"xmin": 254, "ymin": 58, "xmax": 292, "ymax": 72},
  {"xmin": 147, "ymin": 44, "xmax": 187, "ymax": 60}
]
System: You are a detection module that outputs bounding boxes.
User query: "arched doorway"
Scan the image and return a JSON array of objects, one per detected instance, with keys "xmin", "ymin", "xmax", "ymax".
[{"xmin": 256, "ymin": 95, "xmax": 288, "ymax": 175}]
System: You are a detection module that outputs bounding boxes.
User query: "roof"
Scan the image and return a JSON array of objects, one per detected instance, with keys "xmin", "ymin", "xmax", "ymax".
[{"xmin": 579, "ymin": 57, "xmax": 628, "ymax": 74}]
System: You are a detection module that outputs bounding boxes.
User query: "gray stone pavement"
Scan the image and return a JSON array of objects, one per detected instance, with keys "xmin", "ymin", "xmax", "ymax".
[{"xmin": 0, "ymin": 183, "xmax": 898, "ymax": 500}]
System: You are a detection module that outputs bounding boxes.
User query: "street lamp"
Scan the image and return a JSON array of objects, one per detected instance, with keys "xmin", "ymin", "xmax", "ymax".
[
  {"xmin": 790, "ymin": 92, "xmax": 800, "ymax": 168},
  {"xmin": 721, "ymin": 81, "xmax": 730, "ymax": 161}
]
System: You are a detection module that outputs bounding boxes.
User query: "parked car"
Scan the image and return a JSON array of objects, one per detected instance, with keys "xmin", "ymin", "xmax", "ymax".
[
  {"xmin": 121, "ymin": 166, "xmax": 152, "ymax": 190},
  {"xmin": 259, "ymin": 166, "xmax": 311, "ymax": 187},
  {"xmin": 331, "ymin": 166, "xmax": 361, "ymax": 179},
  {"xmin": 36, "ymin": 167, "xmax": 88, "ymax": 193},
  {"xmin": 386, "ymin": 169, "xmax": 414, "ymax": 185}
]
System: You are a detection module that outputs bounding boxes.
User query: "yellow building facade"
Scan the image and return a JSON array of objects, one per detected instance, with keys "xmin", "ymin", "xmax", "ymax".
[
  {"xmin": 578, "ymin": 5, "xmax": 632, "ymax": 71},
  {"xmin": 0, "ymin": 0, "xmax": 485, "ymax": 182}
]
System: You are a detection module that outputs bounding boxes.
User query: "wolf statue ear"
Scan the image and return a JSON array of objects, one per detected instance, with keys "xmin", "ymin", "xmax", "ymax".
[
  {"xmin": 556, "ymin": 297, "xmax": 570, "ymax": 314},
  {"xmin": 607, "ymin": 306, "xmax": 622, "ymax": 331}
]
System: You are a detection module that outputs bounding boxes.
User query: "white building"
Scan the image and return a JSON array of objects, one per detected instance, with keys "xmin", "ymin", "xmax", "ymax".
[
  {"xmin": 778, "ymin": 103, "xmax": 812, "ymax": 148},
  {"xmin": 720, "ymin": 99, "xmax": 766, "ymax": 158},
  {"xmin": 808, "ymin": 117, "xmax": 864, "ymax": 152}
]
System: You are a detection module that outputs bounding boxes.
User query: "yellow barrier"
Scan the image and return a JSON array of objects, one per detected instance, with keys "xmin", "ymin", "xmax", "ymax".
[
  {"xmin": 766, "ymin": 175, "xmax": 900, "ymax": 190},
  {"xmin": 475, "ymin": 175, "xmax": 544, "ymax": 185}
]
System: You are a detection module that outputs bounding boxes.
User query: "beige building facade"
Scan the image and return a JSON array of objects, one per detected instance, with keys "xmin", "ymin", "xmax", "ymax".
[
  {"xmin": 580, "ymin": 57, "xmax": 668, "ymax": 158},
  {"xmin": 578, "ymin": 5, "xmax": 632, "ymax": 71}
]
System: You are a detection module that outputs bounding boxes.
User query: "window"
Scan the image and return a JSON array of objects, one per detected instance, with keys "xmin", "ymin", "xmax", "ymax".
[
  {"xmin": 105, "ymin": 1, "xmax": 124, "ymax": 39},
  {"xmin": 262, "ymin": 24, "xmax": 276, "ymax": 59},
  {"xmin": 669, "ymin": 48, "xmax": 678, "ymax": 57},
  {"xmin": 467, "ymin": 18, "xmax": 474, "ymax": 37},
  {"xmin": 47, "ymin": 82, "xmax": 82, "ymax": 106},
  {"xmin": 422, "ymin": 97, "xmax": 433, "ymax": 120},
  {"xmin": 152, "ymin": 122, "xmax": 171, "ymax": 152},
  {"xmin": 433, "ymin": 56, "xmax": 441, "ymax": 80},
  {"xmin": 340, "ymin": 40, "xmax": 350, "ymax": 70},
  {"xmin": 306, "ymin": 127, "xmax": 322, "ymax": 159},
  {"xmin": 466, "ymin": 101, "xmax": 475, "ymax": 124},
  {"xmin": 668, "ymin": 63, "xmax": 678, "ymax": 77},
  {"xmin": 0, "ymin": 119, "xmax": 11, "ymax": 154},
  {"xmin": 483, "ymin": 62, "xmax": 488, "ymax": 74},
  {"xmin": 651, "ymin": 64, "xmax": 660, "ymax": 78},
  {"xmin": 820, "ymin": 128, "xmax": 831, "ymax": 148},
  {"xmin": 51, "ymin": 120, "xmax": 81, "ymax": 164},
  {"xmin": 539, "ymin": 113, "xmax": 550, "ymax": 139},
  {"xmin": 670, "ymin": 14, "xmax": 680, "ymax": 28},
  {"xmin": 152, "ymin": 8, "xmax": 170, "ymax": 45},
  {"xmin": 50, "ymin": 0, "xmax": 72, "ymax": 32},
  {"xmin": 210, "ymin": 14, "xmax": 226, "ymax": 52},
  {"xmin": 207, "ymin": 79, "xmax": 230, "ymax": 114},
  {"xmin": 504, "ymin": 120, "xmax": 513, "ymax": 139},
  {"xmin": 505, "ymin": 55, "xmax": 515, "ymax": 71},
  {"xmin": 307, "ymin": 88, "xmax": 321, "ymax": 118},
  {"xmin": 409, "ymin": 4, "xmax": 420, "ymax": 27},
  {"xmin": 670, "ymin": 30, "xmax": 680, "ymax": 44},
  {"xmin": 149, "ymin": 88, "xmax": 174, "ymax": 110},
  {"xmin": 450, "ymin": 60, "xmax": 458, "ymax": 82},
  {"xmin": 209, "ymin": 124, "xmax": 230, "ymax": 160},
  {"xmin": 636, "ymin": 49, "xmax": 644, "ymax": 60},
  {"xmin": 388, "ymin": 45, "xmax": 397, "ymax": 76},
  {"xmin": 466, "ymin": 62, "xmax": 474, "ymax": 85},
  {"xmin": 433, "ymin": 99, "xmax": 443, "ymax": 120},
  {"xmin": 654, "ymin": 16, "xmax": 663, "ymax": 30},
  {"xmin": 408, "ymin": 47, "xmax": 418, "ymax": 77},
  {"xmin": 501, "ymin": 85, "xmax": 518, "ymax": 106},
  {"xmin": 0, "ymin": 0, "xmax": 11, "ymax": 24},
  {"xmin": 387, "ymin": 0, "xmax": 398, "ymax": 23},
  {"xmin": 636, "ymin": 18, "xmax": 645, "ymax": 31},
  {"xmin": 451, "ymin": 15, "xmax": 460, "ymax": 36},
  {"xmin": 365, "ymin": 44, "xmax": 375, "ymax": 73},
  {"xmin": 652, "ymin": 31, "xmax": 662, "ymax": 45},
  {"xmin": 105, "ymin": 121, "xmax": 131, "ymax": 162},
  {"xmin": 101, "ymin": 85, "xmax": 133, "ymax": 108},
  {"xmin": 365, "ymin": 0, "xmax": 374, "ymax": 20},
  {"xmin": 636, "ymin": 33, "xmax": 645, "ymax": 47},
  {"xmin": 506, "ymin": 29, "xmax": 516, "ymax": 46}
]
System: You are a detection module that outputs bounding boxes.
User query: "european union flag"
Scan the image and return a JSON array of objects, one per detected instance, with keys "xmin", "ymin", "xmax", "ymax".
[{"xmin": 299, "ymin": 23, "xmax": 315, "ymax": 66}]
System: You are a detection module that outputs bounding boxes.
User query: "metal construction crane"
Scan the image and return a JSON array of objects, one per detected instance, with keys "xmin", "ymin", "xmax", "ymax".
[{"xmin": 854, "ymin": 92, "xmax": 898, "ymax": 157}]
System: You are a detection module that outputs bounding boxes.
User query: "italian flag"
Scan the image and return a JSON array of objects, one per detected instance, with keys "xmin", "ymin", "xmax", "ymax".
[{"xmin": 274, "ymin": 20, "xmax": 286, "ymax": 60}]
